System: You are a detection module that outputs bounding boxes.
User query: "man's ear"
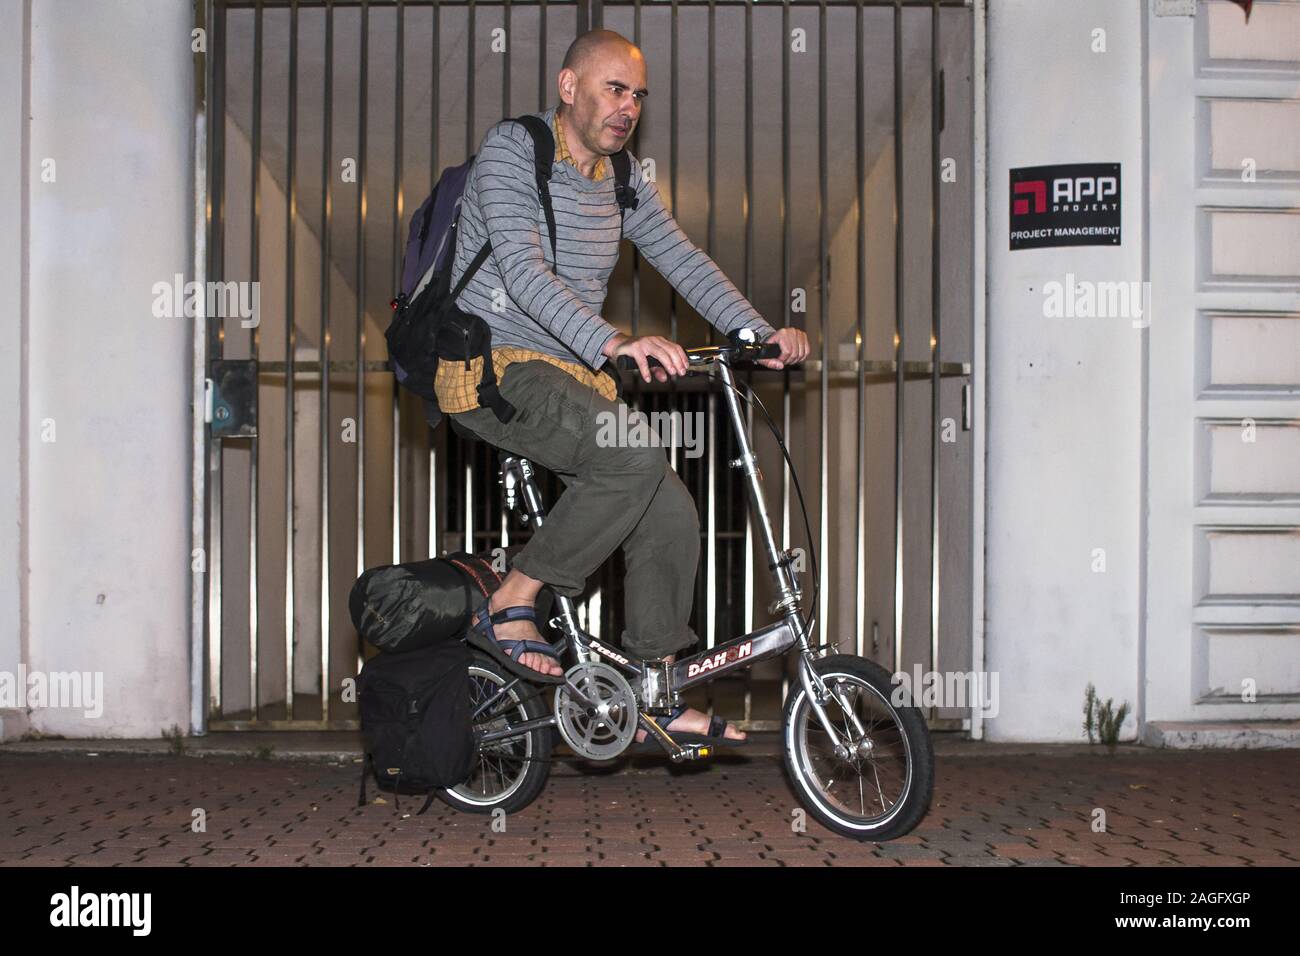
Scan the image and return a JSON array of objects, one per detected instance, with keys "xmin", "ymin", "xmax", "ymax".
[{"xmin": 557, "ymin": 68, "xmax": 577, "ymax": 107}]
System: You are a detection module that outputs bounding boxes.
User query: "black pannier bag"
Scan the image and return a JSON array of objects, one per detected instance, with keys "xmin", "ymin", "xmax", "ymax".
[
  {"xmin": 352, "ymin": 552, "xmax": 503, "ymax": 812},
  {"xmin": 356, "ymin": 640, "xmax": 474, "ymax": 813}
]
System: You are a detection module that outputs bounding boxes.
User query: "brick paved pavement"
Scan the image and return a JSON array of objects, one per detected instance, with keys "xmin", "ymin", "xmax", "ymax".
[{"xmin": 1, "ymin": 746, "xmax": 1296, "ymax": 866}]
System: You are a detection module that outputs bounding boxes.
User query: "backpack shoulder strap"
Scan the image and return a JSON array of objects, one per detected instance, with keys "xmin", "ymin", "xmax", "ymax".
[
  {"xmin": 611, "ymin": 150, "xmax": 637, "ymax": 212},
  {"xmin": 437, "ymin": 209, "xmax": 493, "ymax": 308},
  {"xmin": 511, "ymin": 114, "xmax": 558, "ymax": 268},
  {"xmin": 610, "ymin": 149, "xmax": 638, "ymax": 243}
]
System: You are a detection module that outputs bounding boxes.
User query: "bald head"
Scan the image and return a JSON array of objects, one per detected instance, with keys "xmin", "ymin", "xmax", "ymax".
[
  {"xmin": 561, "ymin": 29, "xmax": 638, "ymax": 77},
  {"xmin": 555, "ymin": 29, "xmax": 648, "ymax": 164}
]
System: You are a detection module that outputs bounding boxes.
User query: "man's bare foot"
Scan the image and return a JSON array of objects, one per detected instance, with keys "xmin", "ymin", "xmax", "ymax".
[
  {"xmin": 628, "ymin": 652, "xmax": 746, "ymax": 743},
  {"xmin": 483, "ymin": 588, "xmax": 562, "ymax": 678},
  {"xmin": 634, "ymin": 707, "xmax": 747, "ymax": 743}
]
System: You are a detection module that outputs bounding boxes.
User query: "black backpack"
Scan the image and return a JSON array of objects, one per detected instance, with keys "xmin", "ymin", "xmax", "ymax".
[
  {"xmin": 357, "ymin": 639, "xmax": 474, "ymax": 815},
  {"xmin": 387, "ymin": 113, "xmax": 639, "ymax": 430}
]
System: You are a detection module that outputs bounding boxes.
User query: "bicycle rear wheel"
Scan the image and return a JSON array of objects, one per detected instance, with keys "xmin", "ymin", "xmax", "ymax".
[
  {"xmin": 436, "ymin": 653, "xmax": 552, "ymax": 815},
  {"xmin": 782, "ymin": 654, "xmax": 933, "ymax": 841}
]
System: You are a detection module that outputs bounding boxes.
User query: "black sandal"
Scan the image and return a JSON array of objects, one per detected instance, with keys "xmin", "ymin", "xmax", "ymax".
[
  {"xmin": 634, "ymin": 702, "xmax": 750, "ymax": 752},
  {"xmin": 465, "ymin": 603, "xmax": 567, "ymax": 684}
]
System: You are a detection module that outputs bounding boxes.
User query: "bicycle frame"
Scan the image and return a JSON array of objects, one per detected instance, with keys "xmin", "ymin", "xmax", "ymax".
[{"xmin": 487, "ymin": 349, "xmax": 865, "ymax": 755}]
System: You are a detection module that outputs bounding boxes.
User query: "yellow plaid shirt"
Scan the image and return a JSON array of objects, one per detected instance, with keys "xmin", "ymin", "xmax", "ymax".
[{"xmin": 434, "ymin": 110, "xmax": 618, "ymax": 413}]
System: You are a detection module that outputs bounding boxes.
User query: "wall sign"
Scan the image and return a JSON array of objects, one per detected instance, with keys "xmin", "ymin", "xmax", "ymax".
[{"xmin": 1009, "ymin": 162, "xmax": 1121, "ymax": 250}]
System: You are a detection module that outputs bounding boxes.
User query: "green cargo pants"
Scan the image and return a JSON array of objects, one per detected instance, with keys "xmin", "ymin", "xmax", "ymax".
[{"xmin": 448, "ymin": 359, "xmax": 701, "ymax": 660}]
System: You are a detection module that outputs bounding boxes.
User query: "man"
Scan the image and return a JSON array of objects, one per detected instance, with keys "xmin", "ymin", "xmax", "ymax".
[{"xmin": 443, "ymin": 29, "xmax": 809, "ymax": 745}]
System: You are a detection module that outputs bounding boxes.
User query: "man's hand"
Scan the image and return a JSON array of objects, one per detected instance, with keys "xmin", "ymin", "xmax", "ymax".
[
  {"xmin": 757, "ymin": 327, "xmax": 811, "ymax": 370},
  {"xmin": 602, "ymin": 333, "xmax": 689, "ymax": 384}
]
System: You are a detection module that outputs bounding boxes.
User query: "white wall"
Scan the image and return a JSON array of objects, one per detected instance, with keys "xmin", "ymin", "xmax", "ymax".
[
  {"xmin": 6, "ymin": 0, "xmax": 195, "ymax": 738},
  {"xmin": 0, "ymin": 0, "xmax": 29, "ymax": 740},
  {"xmin": 983, "ymin": 0, "xmax": 1145, "ymax": 741}
]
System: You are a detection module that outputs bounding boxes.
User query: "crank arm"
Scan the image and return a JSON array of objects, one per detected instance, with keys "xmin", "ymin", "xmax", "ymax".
[{"xmin": 636, "ymin": 714, "xmax": 684, "ymax": 758}]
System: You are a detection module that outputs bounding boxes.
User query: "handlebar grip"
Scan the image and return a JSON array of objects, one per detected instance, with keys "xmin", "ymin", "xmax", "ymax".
[
  {"xmin": 757, "ymin": 343, "xmax": 782, "ymax": 360},
  {"xmin": 614, "ymin": 355, "xmax": 664, "ymax": 372}
]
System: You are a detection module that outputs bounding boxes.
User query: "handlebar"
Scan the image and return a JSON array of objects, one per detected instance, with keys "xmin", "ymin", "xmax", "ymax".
[{"xmin": 613, "ymin": 341, "xmax": 783, "ymax": 375}]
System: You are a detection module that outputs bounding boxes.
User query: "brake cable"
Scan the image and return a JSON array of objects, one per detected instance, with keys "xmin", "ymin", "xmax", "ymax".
[{"xmin": 710, "ymin": 361, "xmax": 821, "ymax": 646}]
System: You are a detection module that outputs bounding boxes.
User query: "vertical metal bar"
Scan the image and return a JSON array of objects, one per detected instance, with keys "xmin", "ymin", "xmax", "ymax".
[
  {"xmin": 249, "ymin": 0, "xmax": 263, "ymax": 721},
  {"xmin": 193, "ymin": 0, "xmax": 215, "ymax": 734},
  {"xmin": 576, "ymin": 0, "xmax": 588, "ymax": 35},
  {"xmin": 970, "ymin": 0, "xmax": 988, "ymax": 739},
  {"xmin": 355, "ymin": 0, "xmax": 370, "ymax": 681},
  {"xmin": 706, "ymin": 0, "xmax": 715, "ymax": 348},
  {"xmin": 780, "ymin": 0, "xmax": 791, "ymax": 557},
  {"xmin": 538, "ymin": 0, "xmax": 547, "ymax": 112},
  {"xmin": 465, "ymin": 0, "xmax": 475, "ymax": 554},
  {"xmin": 780, "ymin": 351, "xmax": 790, "ymax": 702},
  {"xmin": 780, "ymin": 0, "xmax": 792, "ymax": 703},
  {"xmin": 855, "ymin": 0, "xmax": 866, "ymax": 658},
  {"xmin": 209, "ymin": 0, "xmax": 227, "ymax": 724},
  {"xmin": 467, "ymin": 2, "xmax": 474, "ymax": 164},
  {"xmin": 706, "ymin": 395, "xmax": 716, "ymax": 651},
  {"xmin": 319, "ymin": 1, "xmax": 334, "ymax": 723},
  {"xmin": 929, "ymin": 0, "xmax": 941, "ymax": 692},
  {"xmin": 629, "ymin": 1, "xmax": 641, "ymax": 342},
  {"xmin": 284, "ymin": 0, "xmax": 299, "ymax": 720},
  {"xmin": 668, "ymin": 0, "xmax": 678, "ymax": 351},
  {"xmin": 892, "ymin": 0, "xmax": 904, "ymax": 674},
  {"xmin": 704, "ymin": 0, "xmax": 717, "ymax": 728},
  {"xmin": 392, "ymin": 0, "xmax": 405, "ymax": 567},
  {"xmin": 818, "ymin": 0, "xmax": 829, "ymax": 651},
  {"xmin": 429, "ymin": 0, "xmax": 441, "ymax": 559},
  {"xmin": 742, "ymin": 0, "xmax": 754, "ymax": 724},
  {"xmin": 464, "ymin": 459, "xmax": 474, "ymax": 552},
  {"xmin": 500, "ymin": 0, "xmax": 510, "ymax": 556}
]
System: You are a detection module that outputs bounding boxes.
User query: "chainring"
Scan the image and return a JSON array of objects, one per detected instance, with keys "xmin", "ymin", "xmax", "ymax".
[{"xmin": 554, "ymin": 661, "xmax": 639, "ymax": 761}]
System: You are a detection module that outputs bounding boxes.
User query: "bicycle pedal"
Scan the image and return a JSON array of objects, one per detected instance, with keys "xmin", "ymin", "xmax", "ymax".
[{"xmin": 669, "ymin": 743, "xmax": 714, "ymax": 763}]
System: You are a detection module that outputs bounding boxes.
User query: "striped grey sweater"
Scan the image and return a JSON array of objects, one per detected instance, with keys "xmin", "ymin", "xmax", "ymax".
[{"xmin": 449, "ymin": 105, "xmax": 776, "ymax": 371}]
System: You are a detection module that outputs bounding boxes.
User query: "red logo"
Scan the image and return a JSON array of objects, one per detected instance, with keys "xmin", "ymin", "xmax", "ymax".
[{"xmin": 1013, "ymin": 180, "xmax": 1046, "ymax": 216}]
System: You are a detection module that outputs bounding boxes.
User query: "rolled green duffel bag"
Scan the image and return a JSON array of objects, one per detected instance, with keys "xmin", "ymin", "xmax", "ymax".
[{"xmin": 349, "ymin": 552, "xmax": 502, "ymax": 654}]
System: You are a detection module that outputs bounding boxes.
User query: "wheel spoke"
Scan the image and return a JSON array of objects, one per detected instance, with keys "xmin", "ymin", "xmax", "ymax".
[
  {"xmin": 794, "ymin": 669, "xmax": 914, "ymax": 827},
  {"xmin": 451, "ymin": 666, "xmax": 541, "ymax": 807}
]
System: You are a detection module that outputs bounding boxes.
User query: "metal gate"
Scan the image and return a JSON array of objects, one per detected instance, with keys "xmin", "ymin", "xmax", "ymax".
[{"xmin": 195, "ymin": 0, "xmax": 976, "ymax": 732}]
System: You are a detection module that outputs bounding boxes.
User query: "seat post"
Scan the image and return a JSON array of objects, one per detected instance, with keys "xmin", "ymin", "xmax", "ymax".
[{"xmin": 498, "ymin": 452, "xmax": 547, "ymax": 525}]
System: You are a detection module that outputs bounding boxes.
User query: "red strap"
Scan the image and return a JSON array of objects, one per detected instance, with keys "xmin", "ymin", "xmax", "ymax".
[{"xmin": 448, "ymin": 556, "xmax": 498, "ymax": 598}]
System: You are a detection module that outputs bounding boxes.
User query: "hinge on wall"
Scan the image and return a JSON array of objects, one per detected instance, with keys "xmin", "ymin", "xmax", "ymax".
[{"xmin": 208, "ymin": 359, "xmax": 258, "ymax": 438}]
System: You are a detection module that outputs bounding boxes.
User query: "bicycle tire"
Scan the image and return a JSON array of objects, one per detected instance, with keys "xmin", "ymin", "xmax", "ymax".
[
  {"xmin": 782, "ymin": 654, "xmax": 934, "ymax": 841},
  {"xmin": 436, "ymin": 652, "xmax": 553, "ymax": 815}
]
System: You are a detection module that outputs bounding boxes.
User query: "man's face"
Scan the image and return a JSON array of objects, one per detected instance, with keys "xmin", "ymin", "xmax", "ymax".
[{"xmin": 561, "ymin": 46, "xmax": 648, "ymax": 156}]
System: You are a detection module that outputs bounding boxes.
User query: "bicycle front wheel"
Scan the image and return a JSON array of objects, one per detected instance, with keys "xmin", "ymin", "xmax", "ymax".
[{"xmin": 782, "ymin": 654, "xmax": 933, "ymax": 841}]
